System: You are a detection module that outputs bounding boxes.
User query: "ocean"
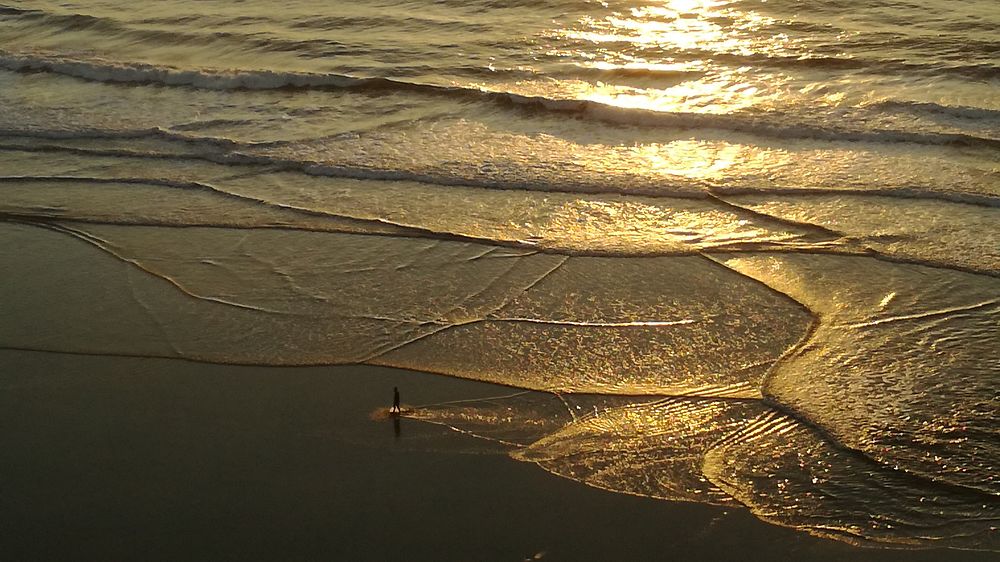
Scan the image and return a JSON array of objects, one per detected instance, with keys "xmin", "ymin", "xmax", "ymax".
[{"xmin": 1, "ymin": 0, "xmax": 997, "ymax": 558}]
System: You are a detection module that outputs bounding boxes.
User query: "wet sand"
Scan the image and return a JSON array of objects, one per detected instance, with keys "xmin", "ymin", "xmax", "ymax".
[{"xmin": 1, "ymin": 349, "xmax": 990, "ymax": 562}]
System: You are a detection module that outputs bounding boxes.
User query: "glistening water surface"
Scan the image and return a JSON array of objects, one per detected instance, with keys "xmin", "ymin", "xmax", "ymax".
[{"xmin": 1, "ymin": 0, "xmax": 997, "ymax": 557}]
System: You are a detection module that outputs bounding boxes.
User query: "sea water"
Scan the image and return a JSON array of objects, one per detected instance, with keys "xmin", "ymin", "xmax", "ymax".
[{"xmin": 0, "ymin": 0, "xmax": 997, "ymax": 552}]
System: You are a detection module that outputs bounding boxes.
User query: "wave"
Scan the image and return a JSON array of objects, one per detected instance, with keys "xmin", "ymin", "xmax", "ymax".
[
  {"xmin": 4, "ymin": 166, "xmax": 1000, "ymax": 280},
  {"xmin": 0, "ymin": 125, "xmax": 254, "ymax": 150},
  {"xmin": 708, "ymin": 186, "xmax": 1000, "ymax": 209},
  {"xmin": 0, "ymin": 50, "xmax": 380, "ymax": 90},
  {"xmin": 866, "ymin": 99, "xmax": 1000, "ymax": 122},
  {"xmin": 4, "ymin": 131, "xmax": 1000, "ymax": 209},
  {"xmin": 0, "ymin": 6, "xmax": 124, "ymax": 34},
  {"xmin": 7, "ymin": 4, "xmax": 1000, "ymax": 81},
  {"xmin": 5, "ymin": 50, "xmax": 1000, "ymax": 151},
  {"xmin": 0, "ymin": 7, "xmax": 362, "ymax": 58},
  {"xmin": 552, "ymin": 35, "xmax": 1000, "ymax": 80},
  {"xmin": 503, "ymin": 94, "xmax": 1000, "ymax": 148}
]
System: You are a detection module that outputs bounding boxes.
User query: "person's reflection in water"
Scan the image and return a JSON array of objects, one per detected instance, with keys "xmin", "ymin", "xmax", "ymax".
[{"xmin": 393, "ymin": 416, "xmax": 401, "ymax": 440}]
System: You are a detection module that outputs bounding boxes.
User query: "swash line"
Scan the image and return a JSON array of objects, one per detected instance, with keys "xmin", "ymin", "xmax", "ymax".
[{"xmin": 3, "ymin": 144, "xmax": 1000, "ymax": 209}]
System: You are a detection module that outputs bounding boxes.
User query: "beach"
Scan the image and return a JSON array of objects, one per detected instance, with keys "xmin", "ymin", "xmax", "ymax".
[
  {"xmin": 1, "ymin": 0, "xmax": 998, "ymax": 559},
  {"xmin": 2, "ymin": 350, "xmax": 993, "ymax": 561}
]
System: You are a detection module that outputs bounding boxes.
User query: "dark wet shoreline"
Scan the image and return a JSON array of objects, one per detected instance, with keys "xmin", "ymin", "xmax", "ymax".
[{"xmin": 1, "ymin": 349, "xmax": 991, "ymax": 562}]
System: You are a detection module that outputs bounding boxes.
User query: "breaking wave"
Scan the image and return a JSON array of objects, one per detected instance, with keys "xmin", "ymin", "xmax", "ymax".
[{"xmin": 4, "ymin": 50, "xmax": 1000, "ymax": 149}]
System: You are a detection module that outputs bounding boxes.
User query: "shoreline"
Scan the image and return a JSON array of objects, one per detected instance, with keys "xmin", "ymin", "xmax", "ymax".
[{"xmin": 2, "ymin": 349, "xmax": 990, "ymax": 561}]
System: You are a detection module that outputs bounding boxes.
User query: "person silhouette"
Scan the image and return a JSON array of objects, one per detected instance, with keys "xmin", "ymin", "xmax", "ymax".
[{"xmin": 390, "ymin": 386, "xmax": 401, "ymax": 415}]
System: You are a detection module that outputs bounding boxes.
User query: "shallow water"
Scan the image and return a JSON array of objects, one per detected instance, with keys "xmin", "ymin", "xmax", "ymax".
[{"xmin": 1, "ymin": 0, "xmax": 998, "ymax": 556}]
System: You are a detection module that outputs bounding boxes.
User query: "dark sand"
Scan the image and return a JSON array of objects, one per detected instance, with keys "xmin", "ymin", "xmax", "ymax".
[{"xmin": 2, "ymin": 350, "xmax": 993, "ymax": 561}]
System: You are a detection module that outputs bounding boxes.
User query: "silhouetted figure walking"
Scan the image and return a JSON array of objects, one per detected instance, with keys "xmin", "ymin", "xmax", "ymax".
[{"xmin": 390, "ymin": 386, "xmax": 401, "ymax": 415}]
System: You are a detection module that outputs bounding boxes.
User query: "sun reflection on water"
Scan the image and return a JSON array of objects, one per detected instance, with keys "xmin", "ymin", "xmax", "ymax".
[
  {"xmin": 542, "ymin": 0, "xmax": 802, "ymax": 114},
  {"xmin": 466, "ymin": 1, "xmax": 865, "ymax": 185},
  {"xmin": 461, "ymin": 1, "xmax": 813, "ymax": 182}
]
